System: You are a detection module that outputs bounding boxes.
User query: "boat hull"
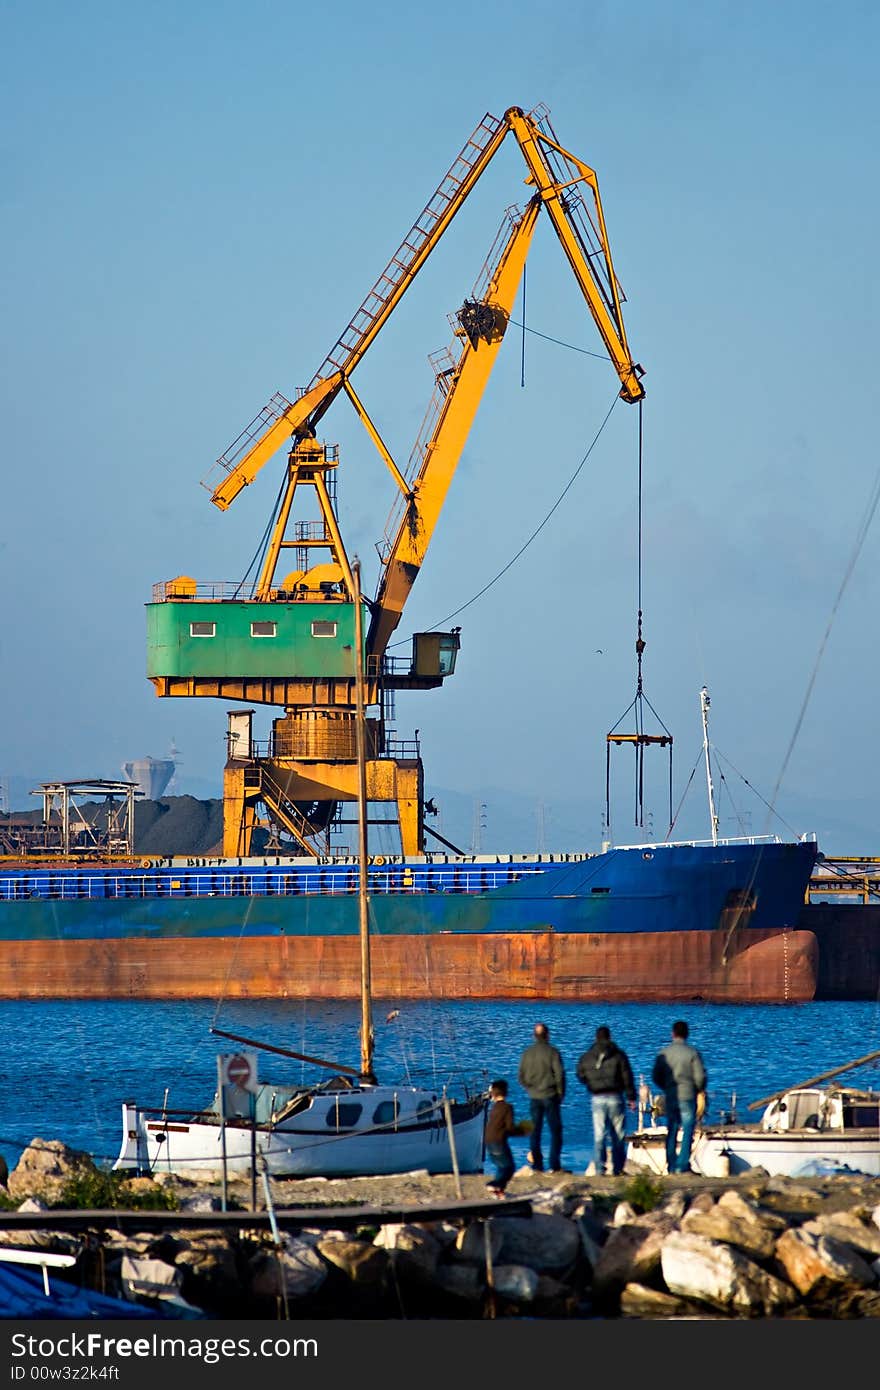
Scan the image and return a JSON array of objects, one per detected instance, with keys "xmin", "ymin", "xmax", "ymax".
[
  {"xmin": 0, "ymin": 925, "xmax": 818, "ymax": 1002},
  {"xmin": 114, "ymin": 1093, "xmax": 487, "ymax": 1179},
  {"xmin": 626, "ymin": 1125, "xmax": 880, "ymax": 1178},
  {"xmin": 0, "ymin": 840, "xmax": 819, "ymax": 1002}
]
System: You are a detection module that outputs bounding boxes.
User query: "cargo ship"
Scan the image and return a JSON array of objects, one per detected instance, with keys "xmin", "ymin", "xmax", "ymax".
[
  {"xmin": 0, "ymin": 110, "xmax": 830, "ymax": 1004},
  {"xmin": 0, "ymin": 835, "xmax": 820, "ymax": 1002}
]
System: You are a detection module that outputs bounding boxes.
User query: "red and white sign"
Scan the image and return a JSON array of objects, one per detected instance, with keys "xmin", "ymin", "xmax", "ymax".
[{"xmin": 220, "ymin": 1051, "xmax": 258, "ymax": 1093}]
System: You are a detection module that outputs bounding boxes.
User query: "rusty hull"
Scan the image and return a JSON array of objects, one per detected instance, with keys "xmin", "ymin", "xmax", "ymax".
[{"xmin": 0, "ymin": 927, "xmax": 818, "ymax": 1002}]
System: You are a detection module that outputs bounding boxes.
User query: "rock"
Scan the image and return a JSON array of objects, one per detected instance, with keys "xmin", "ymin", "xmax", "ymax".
[
  {"xmin": 659, "ymin": 1192, "xmax": 688, "ymax": 1221},
  {"xmin": 800, "ymin": 1212, "xmax": 880, "ymax": 1258},
  {"xmin": 373, "ymin": 1223, "xmax": 442, "ymax": 1282},
  {"xmin": 761, "ymin": 1178, "xmax": 825, "ymax": 1216},
  {"xmin": 681, "ymin": 1201, "xmax": 776, "ymax": 1260},
  {"xmin": 684, "ymin": 1191, "xmax": 715, "ymax": 1215},
  {"xmin": 316, "ymin": 1238, "xmax": 388, "ymax": 1287},
  {"xmin": 494, "ymin": 1214, "xmax": 581, "ymax": 1274},
  {"xmin": 833, "ymin": 1288, "xmax": 880, "ymax": 1318},
  {"xmin": 173, "ymin": 1233, "xmax": 241, "ymax": 1309},
  {"xmin": 386, "ymin": 1238, "xmax": 442, "ymax": 1286},
  {"xmin": 178, "ymin": 1193, "xmax": 224, "ymax": 1214},
  {"xmin": 8, "ymin": 1139, "xmax": 96, "ymax": 1203},
  {"xmin": 620, "ymin": 1282, "xmax": 693, "ymax": 1318},
  {"xmin": 433, "ymin": 1263, "xmax": 485, "ymax": 1303},
  {"xmin": 592, "ymin": 1214, "xmax": 677, "ymax": 1302},
  {"xmin": 775, "ymin": 1228, "xmax": 876, "ymax": 1299},
  {"xmin": 452, "ymin": 1221, "xmax": 503, "ymax": 1265},
  {"xmin": 574, "ymin": 1217, "xmax": 604, "ymax": 1274},
  {"xmin": 660, "ymin": 1231, "xmax": 798, "ymax": 1316},
  {"xmin": 533, "ymin": 1273, "xmax": 574, "ymax": 1311},
  {"xmin": 247, "ymin": 1237, "xmax": 328, "ymax": 1301},
  {"xmin": 529, "ymin": 1188, "xmax": 574, "ymax": 1215},
  {"xmin": 492, "ymin": 1263, "xmax": 540, "ymax": 1301},
  {"xmin": 613, "ymin": 1201, "xmax": 638, "ymax": 1225}
]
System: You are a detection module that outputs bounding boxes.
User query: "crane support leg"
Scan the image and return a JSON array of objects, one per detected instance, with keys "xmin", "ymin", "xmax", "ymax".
[
  {"xmin": 394, "ymin": 763, "xmax": 424, "ymax": 858},
  {"xmin": 223, "ymin": 764, "xmax": 263, "ymax": 857}
]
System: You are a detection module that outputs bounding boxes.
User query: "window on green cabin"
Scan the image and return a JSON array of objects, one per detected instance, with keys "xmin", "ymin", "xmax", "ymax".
[
  {"xmin": 190, "ymin": 622, "xmax": 216, "ymax": 638},
  {"xmin": 311, "ymin": 620, "xmax": 337, "ymax": 638},
  {"xmin": 251, "ymin": 621, "xmax": 277, "ymax": 638}
]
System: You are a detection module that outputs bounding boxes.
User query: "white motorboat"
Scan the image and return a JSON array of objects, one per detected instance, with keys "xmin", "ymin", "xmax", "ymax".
[{"xmin": 626, "ymin": 1049, "xmax": 880, "ymax": 1178}]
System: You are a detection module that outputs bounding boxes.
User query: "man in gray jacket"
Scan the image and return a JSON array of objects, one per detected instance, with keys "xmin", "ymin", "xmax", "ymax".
[
  {"xmin": 517, "ymin": 1022, "xmax": 566, "ymax": 1171},
  {"xmin": 652, "ymin": 1019, "xmax": 707, "ymax": 1174}
]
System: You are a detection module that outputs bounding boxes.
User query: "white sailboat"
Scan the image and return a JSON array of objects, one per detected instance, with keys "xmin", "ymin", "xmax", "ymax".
[{"xmin": 113, "ymin": 562, "xmax": 487, "ymax": 1181}]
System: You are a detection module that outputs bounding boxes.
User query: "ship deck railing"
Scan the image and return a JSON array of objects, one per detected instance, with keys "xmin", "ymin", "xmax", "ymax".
[
  {"xmin": 612, "ymin": 834, "xmax": 791, "ymax": 849},
  {"xmin": 0, "ymin": 862, "xmax": 553, "ymax": 902}
]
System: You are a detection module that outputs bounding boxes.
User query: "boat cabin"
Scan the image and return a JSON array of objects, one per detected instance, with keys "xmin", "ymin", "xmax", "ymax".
[{"xmin": 761, "ymin": 1087, "xmax": 880, "ymax": 1133}]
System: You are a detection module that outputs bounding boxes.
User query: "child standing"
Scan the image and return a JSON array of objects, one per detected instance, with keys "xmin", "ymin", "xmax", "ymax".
[{"xmin": 485, "ymin": 1078, "xmax": 516, "ymax": 1196}]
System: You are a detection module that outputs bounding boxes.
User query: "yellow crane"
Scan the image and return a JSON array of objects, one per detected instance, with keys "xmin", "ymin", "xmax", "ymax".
[{"xmin": 146, "ymin": 104, "xmax": 645, "ymax": 857}]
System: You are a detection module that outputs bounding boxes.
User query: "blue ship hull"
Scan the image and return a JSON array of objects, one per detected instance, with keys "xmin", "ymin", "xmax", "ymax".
[{"xmin": 0, "ymin": 839, "xmax": 820, "ymax": 1001}]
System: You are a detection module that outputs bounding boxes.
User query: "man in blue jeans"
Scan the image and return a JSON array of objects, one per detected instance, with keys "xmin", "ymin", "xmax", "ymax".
[
  {"xmin": 576, "ymin": 1024, "xmax": 637, "ymax": 1175},
  {"xmin": 517, "ymin": 1022, "xmax": 566, "ymax": 1172},
  {"xmin": 652, "ymin": 1019, "xmax": 707, "ymax": 1174}
]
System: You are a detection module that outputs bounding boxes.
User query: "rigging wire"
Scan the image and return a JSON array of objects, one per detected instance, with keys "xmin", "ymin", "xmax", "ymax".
[
  {"xmin": 712, "ymin": 746, "xmax": 801, "ymax": 840},
  {"xmin": 389, "ymin": 392, "xmax": 620, "ymax": 642},
  {"xmin": 606, "ymin": 400, "xmax": 673, "ymax": 830},
  {"xmin": 666, "ymin": 753, "xmax": 701, "ymax": 837},
  {"xmin": 509, "ymin": 317, "xmax": 610, "ymax": 362},
  {"xmin": 765, "ymin": 459, "xmax": 880, "ymax": 832}
]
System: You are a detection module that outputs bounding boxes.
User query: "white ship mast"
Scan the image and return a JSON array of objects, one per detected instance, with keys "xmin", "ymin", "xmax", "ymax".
[{"xmin": 700, "ymin": 686, "xmax": 719, "ymax": 846}]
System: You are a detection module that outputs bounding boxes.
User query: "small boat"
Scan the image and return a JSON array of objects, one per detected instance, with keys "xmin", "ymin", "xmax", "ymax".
[
  {"xmin": 113, "ymin": 1047, "xmax": 487, "ymax": 1181},
  {"xmin": 626, "ymin": 1048, "xmax": 880, "ymax": 1178},
  {"xmin": 113, "ymin": 563, "xmax": 487, "ymax": 1182}
]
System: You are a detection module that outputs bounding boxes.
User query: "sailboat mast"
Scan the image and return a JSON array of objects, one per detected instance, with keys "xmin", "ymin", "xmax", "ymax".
[
  {"xmin": 700, "ymin": 685, "xmax": 719, "ymax": 846},
  {"xmin": 352, "ymin": 560, "xmax": 375, "ymax": 1083}
]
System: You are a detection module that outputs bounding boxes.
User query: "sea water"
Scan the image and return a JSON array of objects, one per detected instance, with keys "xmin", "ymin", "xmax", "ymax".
[{"xmin": 3, "ymin": 996, "xmax": 880, "ymax": 1175}]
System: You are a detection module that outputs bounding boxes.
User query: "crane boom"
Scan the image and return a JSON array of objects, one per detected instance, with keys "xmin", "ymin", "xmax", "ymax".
[
  {"xmin": 506, "ymin": 108, "xmax": 643, "ymax": 404},
  {"xmin": 205, "ymin": 105, "xmax": 643, "ymax": 513},
  {"xmin": 367, "ymin": 197, "xmax": 541, "ymax": 659}
]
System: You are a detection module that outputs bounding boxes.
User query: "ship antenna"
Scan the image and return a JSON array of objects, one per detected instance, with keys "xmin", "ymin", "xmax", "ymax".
[{"xmin": 700, "ymin": 685, "xmax": 719, "ymax": 845}]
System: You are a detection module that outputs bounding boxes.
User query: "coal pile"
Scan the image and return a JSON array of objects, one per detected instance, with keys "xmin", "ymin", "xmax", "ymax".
[{"xmin": 134, "ymin": 796, "xmax": 225, "ymax": 857}]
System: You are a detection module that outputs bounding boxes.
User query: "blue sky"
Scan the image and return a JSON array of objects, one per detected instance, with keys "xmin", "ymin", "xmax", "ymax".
[{"xmin": 2, "ymin": 1, "xmax": 878, "ymax": 851}]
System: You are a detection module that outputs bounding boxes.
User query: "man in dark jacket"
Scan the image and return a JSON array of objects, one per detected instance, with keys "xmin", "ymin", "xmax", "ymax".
[
  {"xmin": 517, "ymin": 1022, "xmax": 566, "ymax": 1171},
  {"xmin": 576, "ymin": 1025, "xmax": 636, "ymax": 1175},
  {"xmin": 652, "ymin": 1019, "xmax": 707, "ymax": 1174}
]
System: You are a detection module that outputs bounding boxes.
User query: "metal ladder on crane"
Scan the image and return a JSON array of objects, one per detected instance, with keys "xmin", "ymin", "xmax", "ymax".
[
  {"xmin": 208, "ymin": 113, "xmax": 505, "ymax": 487},
  {"xmin": 307, "ymin": 112, "xmax": 506, "ymax": 386}
]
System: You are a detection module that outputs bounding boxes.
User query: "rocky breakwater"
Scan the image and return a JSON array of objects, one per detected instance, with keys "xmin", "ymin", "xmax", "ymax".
[{"xmin": 2, "ymin": 1140, "xmax": 880, "ymax": 1318}]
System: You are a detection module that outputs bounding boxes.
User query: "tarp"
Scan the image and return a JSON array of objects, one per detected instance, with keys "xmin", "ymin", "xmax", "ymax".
[{"xmin": 0, "ymin": 1264, "xmax": 157, "ymax": 1319}]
